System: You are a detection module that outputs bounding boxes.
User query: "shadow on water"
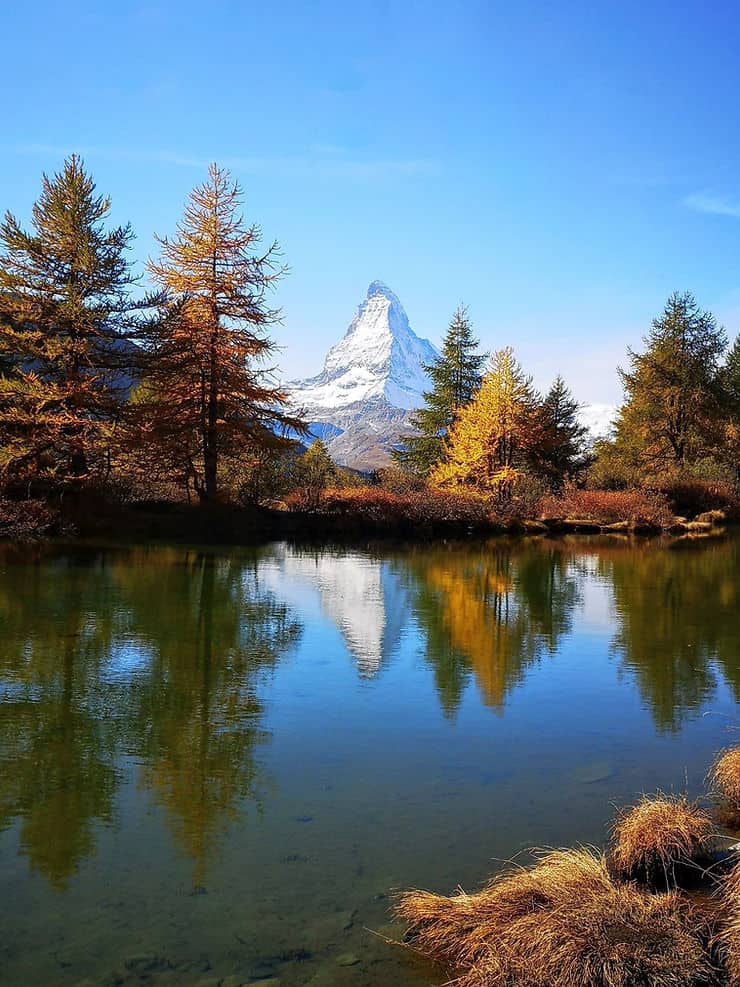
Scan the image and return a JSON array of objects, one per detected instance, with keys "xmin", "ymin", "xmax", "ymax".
[{"xmin": 0, "ymin": 534, "xmax": 738, "ymax": 985}]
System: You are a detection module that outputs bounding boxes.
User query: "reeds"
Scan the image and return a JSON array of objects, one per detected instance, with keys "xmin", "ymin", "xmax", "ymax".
[
  {"xmin": 396, "ymin": 847, "xmax": 716, "ymax": 987},
  {"xmin": 610, "ymin": 795, "xmax": 714, "ymax": 889}
]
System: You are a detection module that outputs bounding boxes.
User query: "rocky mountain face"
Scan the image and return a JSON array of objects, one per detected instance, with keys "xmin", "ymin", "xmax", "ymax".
[{"xmin": 287, "ymin": 281, "xmax": 439, "ymax": 469}]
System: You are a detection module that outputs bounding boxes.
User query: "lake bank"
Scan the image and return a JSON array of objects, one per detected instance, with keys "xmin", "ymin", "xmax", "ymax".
[{"xmin": 2, "ymin": 492, "xmax": 737, "ymax": 547}]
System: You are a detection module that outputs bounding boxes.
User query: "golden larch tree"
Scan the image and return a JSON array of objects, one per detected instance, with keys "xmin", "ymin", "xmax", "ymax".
[
  {"xmin": 131, "ymin": 163, "xmax": 302, "ymax": 501},
  {"xmin": 431, "ymin": 347, "xmax": 541, "ymax": 499}
]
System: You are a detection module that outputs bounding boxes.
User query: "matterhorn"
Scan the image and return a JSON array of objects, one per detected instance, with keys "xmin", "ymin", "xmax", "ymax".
[{"xmin": 287, "ymin": 281, "xmax": 439, "ymax": 469}]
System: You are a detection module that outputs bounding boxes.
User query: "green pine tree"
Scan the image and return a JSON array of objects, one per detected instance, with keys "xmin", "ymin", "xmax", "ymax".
[
  {"xmin": 0, "ymin": 155, "xmax": 145, "ymax": 487},
  {"xmin": 532, "ymin": 375, "xmax": 589, "ymax": 488},
  {"xmin": 394, "ymin": 305, "xmax": 486, "ymax": 475},
  {"xmin": 720, "ymin": 335, "xmax": 740, "ymax": 484},
  {"xmin": 611, "ymin": 291, "xmax": 727, "ymax": 480},
  {"xmin": 725, "ymin": 335, "xmax": 740, "ymax": 412}
]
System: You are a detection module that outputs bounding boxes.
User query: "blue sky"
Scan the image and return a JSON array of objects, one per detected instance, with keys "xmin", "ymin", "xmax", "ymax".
[{"xmin": 3, "ymin": 0, "xmax": 740, "ymax": 402}]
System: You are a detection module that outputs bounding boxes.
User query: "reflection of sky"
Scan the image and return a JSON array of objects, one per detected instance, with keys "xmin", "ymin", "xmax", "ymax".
[
  {"xmin": 575, "ymin": 576, "xmax": 615, "ymax": 634},
  {"xmin": 103, "ymin": 639, "xmax": 153, "ymax": 683}
]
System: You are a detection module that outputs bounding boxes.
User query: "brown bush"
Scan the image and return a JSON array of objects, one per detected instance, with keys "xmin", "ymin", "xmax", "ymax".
[
  {"xmin": 659, "ymin": 480, "xmax": 740, "ymax": 520},
  {"xmin": 288, "ymin": 486, "xmax": 493, "ymax": 527},
  {"xmin": 539, "ymin": 486, "xmax": 674, "ymax": 527},
  {"xmin": 0, "ymin": 498, "xmax": 64, "ymax": 539},
  {"xmin": 610, "ymin": 795, "xmax": 714, "ymax": 889},
  {"xmin": 396, "ymin": 847, "xmax": 715, "ymax": 987}
]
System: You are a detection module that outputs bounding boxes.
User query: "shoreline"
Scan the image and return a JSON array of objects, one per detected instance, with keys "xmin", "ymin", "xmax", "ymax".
[{"xmin": 3, "ymin": 499, "xmax": 734, "ymax": 548}]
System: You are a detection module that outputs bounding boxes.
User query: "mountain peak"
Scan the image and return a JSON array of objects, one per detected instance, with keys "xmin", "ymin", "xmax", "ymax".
[
  {"xmin": 287, "ymin": 282, "xmax": 439, "ymax": 466},
  {"xmin": 366, "ymin": 279, "xmax": 396, "ymax": 299}
]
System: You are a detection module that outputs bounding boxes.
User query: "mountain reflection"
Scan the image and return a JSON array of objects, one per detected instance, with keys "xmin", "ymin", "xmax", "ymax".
[
  {"xmin": 265, "ymin": 546, "xmax": 407, "ymax": 677},
  {"xmin": 0, "ymin": 546, "xmax": 301, "ymax": 889}
]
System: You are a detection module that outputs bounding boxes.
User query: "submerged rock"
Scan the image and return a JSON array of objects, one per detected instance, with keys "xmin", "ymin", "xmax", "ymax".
[
  {"xmin": 335, "ymin": 952, "xmax": 361, "ymax": 966},
  {"xmin": 569, "ymin": 760, "xmax": 614, "ymax": 785}
]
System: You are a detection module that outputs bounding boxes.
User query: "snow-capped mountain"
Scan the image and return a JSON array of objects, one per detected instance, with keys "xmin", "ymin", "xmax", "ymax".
[
  {"xmin": 578, "ymin": 402, "xmax": 617, "ymax": 440},
  {"xmin": 288, "ymin": 281, "xmax": 439, "ymax": 469}
]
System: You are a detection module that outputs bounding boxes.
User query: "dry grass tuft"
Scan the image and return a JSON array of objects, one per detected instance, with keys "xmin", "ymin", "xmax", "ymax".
[
  {"xmin": 610, "ymin": 795, "xmax": 714, "ymax": 889},
  {"xmin": 396, "ymin": 847, "xmax": 716, "ymax": 987},
  {"xmin": 709, "ymin": 748, "xmax": 740, "ymax": 822},
  {"xmin": 715, "ymin": 861, "xmax": 740, "ymax": 985}
]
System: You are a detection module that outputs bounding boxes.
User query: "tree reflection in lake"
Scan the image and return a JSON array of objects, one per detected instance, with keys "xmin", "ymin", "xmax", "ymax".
[
  {"xmin": 404, "ymin": 542, "xmax": 583, "ymax": 715},
  {"xmin": 0, "ymin": 545, "xmax": 301, "ymax": 889},
  {"xmin": 1, "ymin": 535, "xmax": 739, "ymax": 901},
  {"xmin": 596, "ymin": 537, "xmax": 740, "ymax": 732}
]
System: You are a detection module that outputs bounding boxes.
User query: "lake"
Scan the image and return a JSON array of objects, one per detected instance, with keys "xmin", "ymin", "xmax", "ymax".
[{"xmin": 1, "ymin": 534, "xmax": 739, "ymax": 986}]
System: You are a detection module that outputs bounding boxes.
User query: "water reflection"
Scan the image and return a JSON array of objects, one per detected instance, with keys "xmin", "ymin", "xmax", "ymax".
[
  {"xmin": 596, "ymin": 538, "xmax": 740, "ymax": 731},
  {"xmin": 0, "ymin": 546, "xmax": 301, "ymax": 888},
  {"xmin": 1, "ymin": 535, "xmax": 739, "ymax": 898},
  {"xmin": 267, "ymin": 546, "xmax": 407, "ymax": 677},
  {"xmin": 404, "ymin": 543, "xmax": 583, "ymax": 715}
]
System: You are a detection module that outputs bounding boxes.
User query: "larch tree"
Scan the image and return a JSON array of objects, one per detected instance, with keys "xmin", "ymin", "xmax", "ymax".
[
  {"xmin": 0, "ymin": 155, "xmax": 142, "ymax": 487},
  {"xmin": 533, "ymin": 375, "xmax": 589, "ymax": 488},
  {"xmin": 613, "ymin": 291, "xmax": 726, "ymax": 479},
  {"xmin": 431, "ymin": 347, "xmax": 541, "ymax": 500},
  {"xmin": 132, "ymin": 163, "xmax": 302, "ymax": 501},
  {"xmin": 394, "ymin": 305, "xmax": 486, "ymax": 475}
]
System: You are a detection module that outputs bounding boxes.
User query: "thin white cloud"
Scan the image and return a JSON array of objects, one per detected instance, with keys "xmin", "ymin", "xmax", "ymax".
[
  {"xmin": 12, "ymin": 143, "xmax": 436, "ymax": 180},
  {"xmin": 684, "ymin": 191, "xmax": 740, "ymax": 219}
]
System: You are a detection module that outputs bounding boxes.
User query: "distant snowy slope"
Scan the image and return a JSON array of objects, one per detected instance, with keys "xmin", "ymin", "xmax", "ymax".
[{"xmin": 578, "ymin": 402, "xmax": 617, "ymax": 440}]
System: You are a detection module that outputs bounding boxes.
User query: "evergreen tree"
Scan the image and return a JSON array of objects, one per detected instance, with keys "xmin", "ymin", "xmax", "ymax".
[
  {"xmin": 130, "ymin": 164, "xmax": 302, "ymax": 501},
  {"xmin": 720, "ymin": 335, "xmax": 740, "ymax": 484},
  {"xmin": 613, "ymin": 291, "xmax": 726, "ymax": 479},
  {"xmin": 431, "ymin": 347, "xmax": 541, "ymax": 500},
  {"xmin": 0, "ymin": 155, "xmax": 142, "ymax": 486},
  {"xmin": 394, "ymin": 305, "xmax": 485, "ymax": 475},
  {"xmin": 533, "ymin": 375, "xmax": 589, "ymax": 488},
  {"xmin": 724, "ymin": 335, "xmax": 740, "ymax": 413}
]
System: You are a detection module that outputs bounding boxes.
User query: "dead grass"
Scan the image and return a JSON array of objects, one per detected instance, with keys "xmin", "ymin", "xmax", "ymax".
[
  {"xmin": 714, "ymin": 861, "xmax": 740, "ymax": 985},
  {"xmin": 709, "ymin": 749, "xmax": 740, "ymax": 822},
  {"xmin": 396, "ymin": 847, "xmax": 716, "ymax": 987},
  {"xmin": 610, "ymin": 796, "xmax": 715, "ymax": 890}
]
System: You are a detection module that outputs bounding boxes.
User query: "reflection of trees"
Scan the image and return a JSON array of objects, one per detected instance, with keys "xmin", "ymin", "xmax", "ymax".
[
  {"xmin": 406, "ymin": 543, "xmax": 581, "ymax": 716},
  {"xmin": 118, "ymin": 550, "xmax": 301, "ymax": 883},
  {"xmin": 0, "ymin": 550, "xmax": 122, "ymax": 889},
  {"xmin": 598, "ymin": 539, "xmax": 740, "ymax": 732},
  {"xmin": 0, "ymin": 546, "xmax": 301, "ymax": 889}
]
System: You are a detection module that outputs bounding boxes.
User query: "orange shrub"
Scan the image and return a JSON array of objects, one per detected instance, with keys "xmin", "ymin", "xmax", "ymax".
[{"xmin": 539, "ymin": 486, "xmax": 674, "ymax": 527}]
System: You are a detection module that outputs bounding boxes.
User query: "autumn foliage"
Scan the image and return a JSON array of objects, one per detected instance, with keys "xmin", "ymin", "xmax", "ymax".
[
  {"xmin": 127, "ymin": 163, "xmax": 302, "ymax": 501},
  {"xmin": 539, "ymin": 486, "xmax": 674, "ymax": 527}
]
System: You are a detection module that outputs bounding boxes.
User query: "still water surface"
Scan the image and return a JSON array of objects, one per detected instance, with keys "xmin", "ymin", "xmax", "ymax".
[{"xmin": 1, "ymin": 535, "xmax": 739, "ymax": 986}]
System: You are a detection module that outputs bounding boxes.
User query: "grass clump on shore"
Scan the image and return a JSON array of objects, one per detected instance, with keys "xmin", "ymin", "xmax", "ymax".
[
  {"xmin": 396, "ymin": 847, "xmax": 716, "ymax": 987},
  {"xmin": 709, "ymin": 748, "xmax": 740, "ymax": 824},
  {"xmin": 716, "ymin": 862, "xmax": 740, "ymax": 985},
  {"xmin": 610, "ymin": 795, "xmax": 714, "ymax": 889}
]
